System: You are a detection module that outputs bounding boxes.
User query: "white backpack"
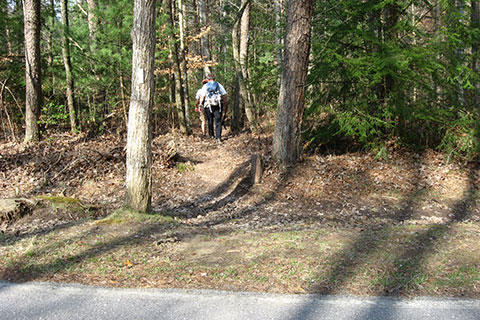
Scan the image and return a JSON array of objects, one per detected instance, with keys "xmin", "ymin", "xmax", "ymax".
[{"xmin": 204, "ymin": 81, "xmax": 222, "ymax": 110}]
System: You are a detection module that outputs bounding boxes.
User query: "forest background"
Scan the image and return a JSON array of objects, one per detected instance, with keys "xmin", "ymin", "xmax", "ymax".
[{"xmin": 1, "ymin": 0, "xmax": 479, "ymax": 159}]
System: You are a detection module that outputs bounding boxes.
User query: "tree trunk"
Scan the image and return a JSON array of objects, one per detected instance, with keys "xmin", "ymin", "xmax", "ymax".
[
  {"xmin": 178, "ymin": 0, "xmax": 191, "ymax": 130},
  {"xmin": 273, "ymin": 0, "xmax": 313, "ymax": 165},
  {"xmin": 60, "ymin": 0, "xmax": 77, "ymax": 133},
  {"xmin": 86, "ymin": 0, "xmax": 98, "ymax": 46},
  {"xmin": 198, "ymin": 0, "xmax": 211, "ymax": 75},
  {"xmin": 125, "ymin": 0, "xmax": 157, "ymax": 213},
  {"xmin": 120, "ymin": 72, "xmax": 128, "ymax": 127},
  {"xmin": 231, "ymin": 8, "xmax": 243, "ymax": 133},
  {"xmin": 275, "ymin": 0, "xmax": 283, "ymax": 88},
  {"xmin": 457, "ymin": 0, "xmax": 465, "ymax": 107},
  {"xmin": 23, "ymin": 0, "xmax": 42, "ymax": 143},
  {"xmin": 166, "ymin": 0, "xmax": 189, "ymax": 134},
  {"xmin": 47, "ymin": 0, "xmax": 55, "ymax": 96},
  {"xmin": 231, "ymin": 0, "xmax": 251, "ymax": 133},
  {"xmin": 433, "ymin": 2, "xmax": 441, "ymax": 105},
  {"xmin": 472, "ymin": 0, "xmax": 480, "ymax": 106},
  {"xmin": 448, "ymin": 0, "xmax": 465, "ymax": 107},
  {"xmin": 87, "ymin": 0, "xmax": 100, "ymax": 123},
  {"xmin": 239, "ymin": 0, "xmax": 256, "ymax": 132}
]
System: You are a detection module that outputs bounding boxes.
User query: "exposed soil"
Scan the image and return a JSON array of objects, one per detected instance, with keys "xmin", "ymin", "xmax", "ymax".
[{"xmin": 1, "ymin": 129, "xmax": 480, "ymax": 296}]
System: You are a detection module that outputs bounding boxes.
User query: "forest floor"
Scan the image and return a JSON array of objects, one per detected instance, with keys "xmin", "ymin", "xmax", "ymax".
[{"xmin": 1, "ymin": 128, "xmax": 480, "ymax": 298}]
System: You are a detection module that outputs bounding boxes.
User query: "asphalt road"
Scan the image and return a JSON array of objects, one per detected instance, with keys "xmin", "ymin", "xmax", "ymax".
[{"xmin": 1, "ymin": 281, "xmax": 480, "ymax": 320}]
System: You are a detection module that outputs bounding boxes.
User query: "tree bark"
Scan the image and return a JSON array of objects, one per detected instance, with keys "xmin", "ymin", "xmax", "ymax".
[
  {"xmin": 166, "ymin": 0, "xmax": 189, "ymax": 134},
  {"xmin": 472, "ymin": 0, "xmax": 480, "ymax": 106},
  {"xmin": 231, "ymin": 0, "xmax": 251, "ymax": 133},
  {"xmin": 239, "ymin": 0, "xmax": 256, "ymax": 132},
  {"xmin": 448, "ymin": 0, "xmax": 465, "ymax": 107},
  {"xmin": 60, "ymin": 0, "xmax": 77, "ymax": 133},
  {"xmin": 275, "ymin": 0, "xmax": 283, "ymax": 88},
  {"xmin": 198, "ymin": 0, "xmax": 212, "ymax": 75},
  {"xmin": 86, "ymin": 0, "xmax": 98, "ymax": 46},
  {"xmin": 125, "ymin": 0, "xmax": 157, "ymax": 213},
  {"xmin": 231, "ymin": 7, "xmax": 243, "ymax": 133},
  {"xmin": 86, "ymin": 0, "xmax": 100, "ymax": 122},
  {"xmin": 23, "ymin": 0, "xmax": 42, "ymax": 143},
  {"xmin": 47, "ymin": 0, "xmax": 55, "ymax": 96},
  {"xmin": 178, "ymin": 0, "xmax": 191, "ymax": 130},
  {"xmin": 273, "ymin": 0, "xmax": 313, "ymax": 165}
]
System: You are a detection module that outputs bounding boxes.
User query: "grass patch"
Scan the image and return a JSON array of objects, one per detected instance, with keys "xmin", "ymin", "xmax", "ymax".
[
  {"xmin": 34, "ymin": 194, "xmax": 97, "ymax": 218},
  {"xmin": 1, "ymin": 220, "xmax": 480, "ymax": 297},
  {"xmin": 94, "ymin": 208, "xmax": 177, "ymax": 225},
  {"xmin": 176, "ymin": 162, "xmax": 194, "ymax": 174},
  {"xmin": 35, "ymin": 195, "xmax": 82, "ymax": 204}
]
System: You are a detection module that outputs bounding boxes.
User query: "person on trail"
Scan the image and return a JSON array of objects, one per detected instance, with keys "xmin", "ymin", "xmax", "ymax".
[
  {"xmin": 195, "ymin": 79, "xmax": 209, "ymax": 136},
  {"xmin": 199, "ymin": 73, "xmax": 228, "ymax": 142}
]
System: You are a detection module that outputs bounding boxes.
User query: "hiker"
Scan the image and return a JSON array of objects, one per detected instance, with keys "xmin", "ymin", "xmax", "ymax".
[
  {"xmin": 199, "ymin": 73, "xmax": 228, "ymax": 142},
  {"xmin": 195, "ymin": 79, "xmax": 209, "ymax": 136}
]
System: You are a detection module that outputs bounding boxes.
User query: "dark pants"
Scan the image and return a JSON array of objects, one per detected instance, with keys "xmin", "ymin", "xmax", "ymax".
[{"xmin": 205, "ymin": 105, "xmax": 222, "ymax": 139}]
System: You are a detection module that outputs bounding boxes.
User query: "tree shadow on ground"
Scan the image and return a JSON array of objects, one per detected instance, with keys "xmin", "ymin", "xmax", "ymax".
[
  {"xmin": 157, "ymin": 158, "xmax": 263, "ymax": 221},
  {"xmin": 289, "ymin": 156, "xmax": 479, "ymax": 319},
  {"xmin": 0, "ymin": 150, "xmax": 294, "ymax": 283},
  {"xmin": 2, "ymin": 138, "xmax": 479, "ymax": 309}
]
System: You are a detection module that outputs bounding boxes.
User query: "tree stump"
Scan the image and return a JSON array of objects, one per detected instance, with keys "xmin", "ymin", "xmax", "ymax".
[
  {"xmin": 0, "ymin": 198, "xmax": 37, "ymax": 224},
  {"xmin": 251, "ymin": 153, "xmax": 263, "ymax": 185}
]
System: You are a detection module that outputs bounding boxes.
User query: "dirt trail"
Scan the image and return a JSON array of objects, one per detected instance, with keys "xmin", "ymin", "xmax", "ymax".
[{"xmin": 192, "ymin": 139, "xmax": 249, "ymax": 189}]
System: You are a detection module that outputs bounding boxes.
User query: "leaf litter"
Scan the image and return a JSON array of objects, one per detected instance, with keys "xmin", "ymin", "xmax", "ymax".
[{"xmin": 1, "ymin": 131, "xmax": 480, "ymax": 297}]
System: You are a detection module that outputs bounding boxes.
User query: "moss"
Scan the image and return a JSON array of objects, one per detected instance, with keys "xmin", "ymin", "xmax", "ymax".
[{"xmin": 36, "ymin": 195, "xmax": 82, "ymax": 204}]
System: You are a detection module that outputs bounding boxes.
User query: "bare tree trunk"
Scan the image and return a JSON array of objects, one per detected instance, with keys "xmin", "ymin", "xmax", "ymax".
[
  {"xmin": 23, "ymin": 0, "xmax": 42, "ymax": 143},
  {"xmin": 86, "ymin": 0, "xmax": 98, "ymax": 46},
  {"xmin": 457, "ymin": 0, "xmax": 465, "ymax": 107},
  {"xmin": 86, "ymin": 0, "xmax": 102, "ymax": 124},
  {"xmin": 125, "ymin": 0, "xmax": 157, "ymax": 213},
  {"xmin": 275, "ymin": 0, "xmax": 283, "ymax": 88},
  {"xmin": 60, "ymin": 0, "xmax": 77, "ymax": 133},
  {"xmin": 433, "ymin": 2, "xmax": 441, "ymax": 105},
  {"xmin": 6, "ymin": 28, "xmax": 13, "ymax": 56},
  {"xmin": 3, "ymin": 3, "xmax": 14, "ymax": 55},
  {"xmin": 1, "ymin": 80, "xmax": 17, "ymax": 141},
  {"xmin": 231, "ymin": 9, "xmax": 243, "ymax": 133},
  {"xmin": 198, "ymin": 0, "xmax": 211, "ymax": 75},
  {"xmin": 166, "ymin": 0, "xmax": 189, "ymax": 134},
  {"xmin": 120, "ymin": 72, "xmax": 128, "ymax": 127},
  {"xmin": 219, "ymin": 0, "xmax": 228, "ymax": 74},
  {"xmin": 178, "ymin": 0, "xmax": 191, "ymax": 130},
  {"xmin": 273, "ymin": 0, "xmax": 313, "ymax": 165},
  {"xmin": 47, "ymin": 0, "xmax": 55, "ymax": 96},
  {"xmin": 231, "ymin": 0, "xmax": 251, "ymax": 133},
  {"xmin": 239, "ymin": 0, "xmax": 256, "ymax": 132},
  {"xmin": 472, "ymin": 0, "xmax": 480, "ymax": 106}
]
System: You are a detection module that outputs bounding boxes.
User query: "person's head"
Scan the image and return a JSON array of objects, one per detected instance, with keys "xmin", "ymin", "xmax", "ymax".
[
  {"xmin": 207, "ymin": 73, "xmax": 216, "ymax": 81},
  {"xmin": 202, "ymin": 79, "xmax": 208, "ymax": 85}
]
